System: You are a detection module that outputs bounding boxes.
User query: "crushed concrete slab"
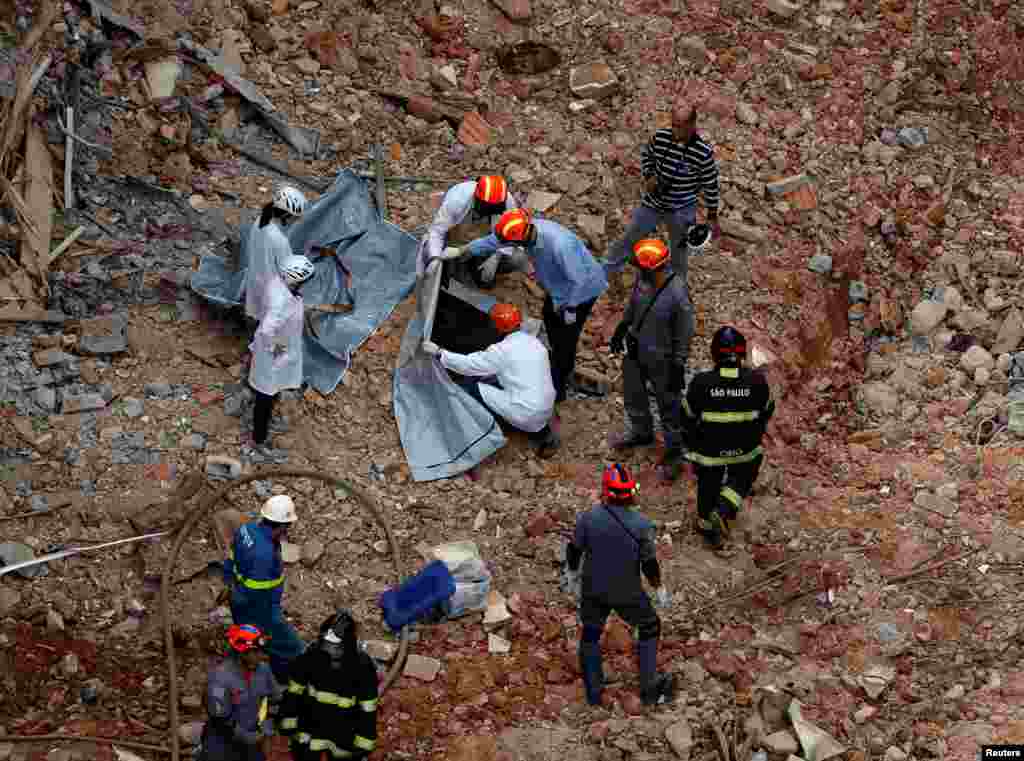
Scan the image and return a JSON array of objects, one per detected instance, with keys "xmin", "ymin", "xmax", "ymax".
[
  {"xmin": 403, "ymin": 654, "xmax": 442, "ymax": 681},
  {"xmin": 78, "ymin": 314, "xmax": 129, "ymax": 355}
]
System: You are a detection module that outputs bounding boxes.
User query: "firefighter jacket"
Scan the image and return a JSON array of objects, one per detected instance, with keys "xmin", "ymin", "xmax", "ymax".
[
  {"xmin": 223, "ymin": 522, "xmax": 285, "ymax": 621},
  {"xmin": 202, "ymin": 658, "xmax": 275, "ymax": 761},
  {"xmin": 683, "ymin": 365, "xmax": 774, "ymax": 466},
  {"xmin": 279, "ymin": 647, "xmax": 379, "ymax": 758}
]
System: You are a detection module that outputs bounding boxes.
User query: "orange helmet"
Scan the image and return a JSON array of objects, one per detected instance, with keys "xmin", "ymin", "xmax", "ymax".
[
  {"xmin": 495, "ymin": 209, "xmax": 531, "ymax": 243},
  {"xmin": 633, "ymin": 239, "xmax": 670, "ymax": 271},
  {"xmin": 602, "ymin": 463, "xmax": 637, "ymax": 503},
  {"xmin": 227, "ymin": 624, "xmax": 267, "ymax": 654},
  {"xmin": 490, "ymin": 303, "xmax": 522, "ymax": 333},
  {"xmin": 475, "ymin": 175, "xmax": 508, "ymax": 207}
]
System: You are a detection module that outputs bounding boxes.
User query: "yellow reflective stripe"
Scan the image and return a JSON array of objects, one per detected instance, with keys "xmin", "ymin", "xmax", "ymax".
[
  {"xmin": 258, "ymin": 698, "xmax": 268, "ymax": 723},
  {"xmin": 720, "ymin": 487, "xmax": 742, "ymax": 507},
  {"xmin": 308, "ymin": 739, "xmax": 352, "ymax": 758},
  {"xmin": 682, "ymin": 398, "xmax": 694, "ymax": 417},
  {"xmin": 287, "ymin": 680, "xmax": 305, "ymax": 694},
  {"xmin": 719, "ymin": 367, "xmax": 739, "ymax": 378},
  {"xmin": 701, "ymin": 410, "xmax": 760, "ymax": 423},
  {"xmin": 280, "ymin": 717, "xmax": 298, "ymax": 730},
  {"xmin": 235, "ymin": 570, "xmax": 283, "ymax": 590},
  {"xmin": 359, "ymin": 699, "xmax": 378, "ymax": 712},
  {"xmin": 686, "ymin": 446, "xmax": 763, "ymax": 466},
  {"xmin": 308, "ymin": 687, "xmax": 355, "ymax": 707},
  {"xmin": 353, "ymin": 736, "xmax": 376, "ymax": 751}
]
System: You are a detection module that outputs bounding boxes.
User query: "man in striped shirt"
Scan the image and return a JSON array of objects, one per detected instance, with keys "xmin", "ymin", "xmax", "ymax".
[{"xmin": 606, "ymin": 101, "xmax": 721, "ymax": 286}]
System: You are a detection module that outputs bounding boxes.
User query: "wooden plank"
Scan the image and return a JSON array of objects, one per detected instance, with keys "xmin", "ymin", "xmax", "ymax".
[
  {"xmin": 0, "ymin": 307, "xmax": 66, "ymax": 323},
  {"xmin": 21, "ymin": 122, "xmax": 53, "ymax": 293}
]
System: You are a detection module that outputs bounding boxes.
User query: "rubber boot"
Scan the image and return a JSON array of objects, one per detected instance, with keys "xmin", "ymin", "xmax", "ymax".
[
  {"xmin": 637, "ymin": 638, "xmax": 675, "ymax": 706},
  {"xmin": 579, "ymin": 641, "xmax": 605, "ymax": 706},
  {"xmin": 608, "ymin": 427, "xmax": 655, "ymax": 450}
]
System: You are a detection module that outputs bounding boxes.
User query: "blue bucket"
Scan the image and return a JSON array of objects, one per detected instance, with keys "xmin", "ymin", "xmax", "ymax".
[{"xmin": 379, "ymin": 560, "xmax": 456, "ymax": 632}]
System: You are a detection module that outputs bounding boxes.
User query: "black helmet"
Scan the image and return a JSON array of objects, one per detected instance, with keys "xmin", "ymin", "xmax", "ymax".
[
  {"xmin": 687, "ymin": 224, "xmax": 712, "ymax": 253},
  {"xmin": 319, "ymin": 609, "xmax": 357, "ymax": 662},
  {"xmin": 711, "ymin": 326, "xmax": 747, "ymax": 367}
]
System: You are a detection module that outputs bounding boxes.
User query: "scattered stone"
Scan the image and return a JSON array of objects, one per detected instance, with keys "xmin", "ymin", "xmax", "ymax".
[
  {"xmin": 61, "ymin": 392, "xmax": 106, "ymax": 414},
  {"xmin": 961, "ymin": 345, "xmax": 995, "ymax": 373},
  {"xmin": 403, "ymin": 654, "xmax": 442, "ymax": 681},
  {"xmin": 849, "ymin": 281, "xmax": 869, "ymax": 303},
  {"xmin": 61, "ymin": 652, "xmax": 80, "ymax": 677},
  {"xmin": 993, "ymin": 308, "xmax": 1024, "ymax": 355},
  {"xmin": 884, "ymin": 747, "xmax": 907, "ymax": 761},
  {"xmin": 488, "ymin": 633, "xmax": 511, "ymax": 654},
  {"xmin": 33, "ymin": 349, "xmax": 72, "ymax": 367},
  {"xmin": 765, "ymin": 174, "xmax": 808, "ymax": 196},
  {"xmin": 301, "ymin": 539, "xmax": 325, "ymax": 565},
  {"xmin": 941, "ymin": 286, "xmax": 964, "ymax": 313},
  {"xmin": 861, "ymin": 383, "xmax": 900, "ymax": 416},
  {"xmin": 677, "ymin": 36, "xmax": 707, "ymax": 63},
  {"xmin": 736, "ymin": 102, "xmax": 759, "ymax": 125},
  {"xmin": 577, "ymin": 213, "xmax": 606, "ymax": 246},
  {"xmin": 79, "ymin": 314, "xmax": 129, "ymax": 355},
  {"xmin": 909, "ymin": 300, "xmax": 948, "ymax": 335},
  {"xmin": 975, "ymin": 367, "xmax": 991, "ymax": 385},
  {"xmin": 665, "ymin": 719, "xmax": 693, "ymax": 760},
  {"xmin": 122, "ymin": 397, "xmax": 144, "ymax": 418},
  {"xmin": 897, "ymin": 127, "xmax": 927, "ymax": 149},
  {"xmin": 854, "ymin": 705, "xmax": 878, "ymax": 724},
  {"xmin": 944, "ymin": 684, "xmax": 966, "ymax": 701},
  {"xmin": 144, "ymin": 382, "xmax": 173, "ymax": 399},
  {"xmin": 0, "ymin": 587, "xmax": 21, "ymax": 616},
  {"xmin": 808, "ymin": 254, "xmax": 832, "ymax": 275},
  {"xmin": 34, "ymin": 387, "xmax": 57, "ymax": 412},
  {"xmin": 569, "ymin": 62, "xmax": 619, "ymax": 99},
  {"xmin": 764, "ymin": 731, "xmax": 799, "ymax": 755},
  {"xmin": 186, "ymin": 433, "xmax": 207, "ymax": 451},
  {"xmin": 525, "ymin": 190, "xmax": 562, "ymax": 213},
  {"xmin": 46, "ymin": 608, "xmax": 65, "ymax": 633},
  {"xmin": 205, "ymin": 455, "xmax": 242, "ymax": 480},
  {"xmin": 294, "ymin": 57, "xmax": 320, "ymax": 75},
  {"xmin": 766, "ymin": 0, "xmax": 800, "ymax": 16},
  {"xmin": 720, "ymin": 220, "xmax": 766, "ymax": 243},
  {"xmin": 363, "ymin": 640, "xmax": 398, "ymax": 661}
]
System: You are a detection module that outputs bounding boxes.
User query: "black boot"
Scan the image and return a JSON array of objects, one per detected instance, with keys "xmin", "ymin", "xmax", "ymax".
[
  {"xmin": 579, "ymin": 641, "xmax": 605, "ymax": 706},
  {"xmin": 636, "ymin": 638, "xmax": 675, "ymax": 705}
]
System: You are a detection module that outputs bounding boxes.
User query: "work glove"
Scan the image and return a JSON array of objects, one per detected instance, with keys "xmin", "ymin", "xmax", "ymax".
[
  {"xmin": 440, "ymin": 246, "xmax": 464, "ymax": 261},
  {"xmin": 478, "ymin": 253, "xmax": 501, "ymax": 282},
  {"xmin": 654, "ymin": 586, "xmax": 672, "ymax": 608},
  {"xmin": 421, "ymin": 340, "xmax": 441, "ymax": 356},
  {"xmin": 560, "ymin": 565, "xmax": 581, "ymax": 601},
  {"xmin": 667, "ymin": 363, "xmax": 686, "ymax": 393},
  {"xmin": 609, "ymin": 322, "xmax": 629, "ymax": 355},
  {"xmin": 562, "ymin": 308, "xmax": 577, "ymax": 326}
]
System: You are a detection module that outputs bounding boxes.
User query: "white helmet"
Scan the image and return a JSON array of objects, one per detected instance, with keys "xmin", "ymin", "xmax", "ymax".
[
  {"xmin": 280, "ymin": 255, "xmax": 315, "ymax": 286},
  {"xmin": 261, "ymin": 494, "xmax": 298, "ymax": 523},
  {"xmin": 273, "ymin": 185, "xmax": 307, "ymax": 217}
]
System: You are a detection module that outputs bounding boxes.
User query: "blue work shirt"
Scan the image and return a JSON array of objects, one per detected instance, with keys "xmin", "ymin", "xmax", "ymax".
[
  {"xmin": 203, "ymin": 657, "xmax": 275, "ymax": 761},
  {"xmin": 224, "ymin": 522, "xmax": 285, "ymax": 619},
  {"xmin": 465, "ymin": 219, "xmax": 608, "ymax": 311}
]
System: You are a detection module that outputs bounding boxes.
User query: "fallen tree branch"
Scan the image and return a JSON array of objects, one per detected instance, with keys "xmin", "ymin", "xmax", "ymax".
[
  {"xmin": 56, "ymin": 112, "xmax": 114, "ymax": 156},
  {"xmin": 885, "ymin": 547, "xmax": 981, "ymax": 584},
  {"xmin": 48, "ymin": 225, "xmax": 86, "ymax": 265},
  {"xmin": 0, "ymin": 735, "xmax": 170, "ymax": 753},
  {"xmin": 0, "ymin": 501, "xmax": 75, "ymax": 523}
]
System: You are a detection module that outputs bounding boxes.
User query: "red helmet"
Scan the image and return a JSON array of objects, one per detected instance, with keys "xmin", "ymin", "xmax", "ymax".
[
  {"xmin": 490, "ymin": 303, "xmax": 522, "ymax": 333},
  {"xmin": 495, "ymin": 209, "xmax": 532, "ymax": 243},
  {"xmin": 475, "ymin": 175, "xmax": 509, "ymax": 206},
  {"xmin": 227, "ymin": 624, "xmax": 267, "ymax": 654},
  {"xmin": 602, "ymin": 463, "xmax": 637, "ymax": 503},
  {"xmin": 633, "ymin": 239, "xmax": 670, "ymax": 271}
]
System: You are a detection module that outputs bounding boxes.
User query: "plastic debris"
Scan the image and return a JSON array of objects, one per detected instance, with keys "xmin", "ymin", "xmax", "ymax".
[{"xmin": 788, "ymin": 699, "xmax": 847, "ymax": 761}]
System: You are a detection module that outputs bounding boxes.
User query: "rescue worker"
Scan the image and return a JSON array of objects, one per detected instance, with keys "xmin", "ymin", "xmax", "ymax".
[
  {"xmin": 562, "ymin": 463, "xmax": 675, "ymax": 707},
  {"xmin": 444, "ymin": 209, "xmax": 608, "ymax": 403},
  {"xmin": 223, "ymin": 495, "xmax": 306, "ymax": 683},
  {"xmin": 422, "ymin": 302, "xmax": 560, "ymax": 458},
  {"xmin": 245, "ymin": 185, "xmax": 308, "ymax": 325},
  {"xmin": 248, "ymin": 254, "xmax": 315, "ymax": 450},
  {"xmin": 200, "ymin": 624, "xmax": 275, "ymax": 761},
  {"xmin": 419, "ymin": 175, "xmax": 526, "ymax": 288},
  {"xmin": 605, "ymin": 101, "xmax": 720, "ymax": 287},
  {"xmin": 279, "ymin": 610, "xmax": 379, "ymax": 760},
  {"xmin": 683, "ymin": 326, "xmax": 775, "ymax": 550},
  {"xmin": 608, "ymin": 239, "xmax": 694, "ymax": 481}
]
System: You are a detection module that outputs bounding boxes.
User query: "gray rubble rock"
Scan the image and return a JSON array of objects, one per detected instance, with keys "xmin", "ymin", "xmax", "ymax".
[
  {"xmin": 186, "ymin": 433, "xmax": 207, "ymax": 451},
  {"xmin": 78, "ymin": 314, "xmax": 129, "ymax": 355},
  {"xmin": 123, "ymin": 397, "xmax": 145, "ymax": 418},
  {"xmin": 808, "ymin": 254, "xmax": 832, "ymax": 275},
  {"xmin": 665, "ymin": 719, "xmax": 694, "ymax": 760},
  {"xmin": 33, "ymin": 387, "xmax": 56, "ymax": 412},
  {"xmin": 144, "ymin": 382, "xmax": 173, "ymax": 400}
]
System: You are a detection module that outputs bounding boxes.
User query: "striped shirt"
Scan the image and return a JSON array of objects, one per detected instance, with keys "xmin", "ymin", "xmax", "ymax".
[{"xmin": 640, "ymin": 129, "xmax": 720, "ymax": 213}]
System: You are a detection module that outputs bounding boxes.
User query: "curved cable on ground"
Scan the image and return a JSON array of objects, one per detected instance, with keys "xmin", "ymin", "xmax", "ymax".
[{"xmin": 161, "ymin": 468, "xmax": 409, "ymax": 761}]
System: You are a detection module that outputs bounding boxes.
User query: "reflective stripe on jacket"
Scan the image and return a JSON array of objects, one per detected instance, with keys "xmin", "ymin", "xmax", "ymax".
[
  {"xmin": 230, "ymin": 522, "xmax": 285, "ymax": 614},
  {"xmin": 683, "ymin": 365, "xmax": 774, "ymax": 464}
]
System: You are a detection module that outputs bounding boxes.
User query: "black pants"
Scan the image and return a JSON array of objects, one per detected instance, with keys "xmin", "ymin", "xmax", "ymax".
[
  {"xmin": 695, "ymin": 455, "xmax": 764, "ymax": 525},
  {"xmin": 578, "ymin": 594, "xmax": 660, "ymax": 640},
  {"xmin": 542, "ymin": 295, "xmax": 597, "ymax": 403},
  {"xmin": 458, "ymin": 378, "xmax": 553, "ymax": 443},
  {"xmin": 253, "ymin": 389, "xmax": 275, "ymax": 445}
]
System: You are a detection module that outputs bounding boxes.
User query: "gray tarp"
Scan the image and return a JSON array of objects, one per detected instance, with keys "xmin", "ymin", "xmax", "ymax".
[
  {"xmin": 394, "ymin": 259, "xmax": 507, "ymax": 482},
  {"xmin": 190, "ymin": 169, "xmax": 418, "ymax": 393}
]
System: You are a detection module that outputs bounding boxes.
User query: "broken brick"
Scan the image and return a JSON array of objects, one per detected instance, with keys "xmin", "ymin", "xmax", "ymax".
[
  {"xmin": 457, "ymin": 111, "xmax": 494, "ymax": 147},
  {"xmin": 785, "ymin": 183, "xmax": 818, "ymax": 211},
  {"xmin": 524, "ymin": 512, "xmax": 555, "ymax": 537}
]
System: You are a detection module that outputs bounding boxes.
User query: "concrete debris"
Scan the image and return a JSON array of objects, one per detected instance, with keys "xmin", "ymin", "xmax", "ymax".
[
  {"xmin": 403, "ymin": 654, "xmax": 442, "ymax": 681},
  {"xmin": 487, "ymin": 632, "xmax": 511, "ymax": 653},
  {"xmin": 569, "ymin": 62, "xmax": 620, "ymax": 99},
  {"xmin": 78, "ymin": 314, "xmax": 129, "ymax": 355},
  {"xmin": 363, "ymin": 640, "xmax": 398, "ymax": 661},
  {"xmin": 665, "ymin": 719, "xmax": 693, "ymax": 760},
  {"xmin": 205, "ymin": 455, "xmax": 243, "ymax": 480},
  {"xmin": 807, "ymin": 254, "xmax": 832, "ymax": 275},
  {"xmin": 280, "ymin": 541, "xmax": 301, "ymax": 563}
]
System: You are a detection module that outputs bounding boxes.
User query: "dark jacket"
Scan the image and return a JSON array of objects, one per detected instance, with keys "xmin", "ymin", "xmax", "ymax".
[
  {"xmin": 623, "ymin": 273, "xmax": 693, "ymax": 365},
  {"xmin": 224, "ymin": 522, "xmax": 285, "ymax": 621},
  {"xmin": 568, "ymin": 502, "xmax": 660, "ymax": 605},
  {"xmin": 279, "ymin": 647, "xmax": 379, "ymax": 757},
  {"xmin": 202, "ymin": 658, "xmax": 275, "ymax": 761},
  {"xmin": 683, "ymin": 365, "xmax": 775, "ymax": 465}
]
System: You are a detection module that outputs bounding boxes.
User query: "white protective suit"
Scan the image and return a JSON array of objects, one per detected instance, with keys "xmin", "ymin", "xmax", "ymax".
[
  {"xmin": 438, "ymin": 330, "xmax": 556, "ymax": 433},
  {"xmin": 416, "ymin": 181, "xmax": 521, "ymax": 278},
  {"xmin": 249, "ymin": 276, "xmax": 304, "ymax": 396},
  {"xmin": 244, "ymin": 221, "xmax": 293, "ymax": 321}
]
